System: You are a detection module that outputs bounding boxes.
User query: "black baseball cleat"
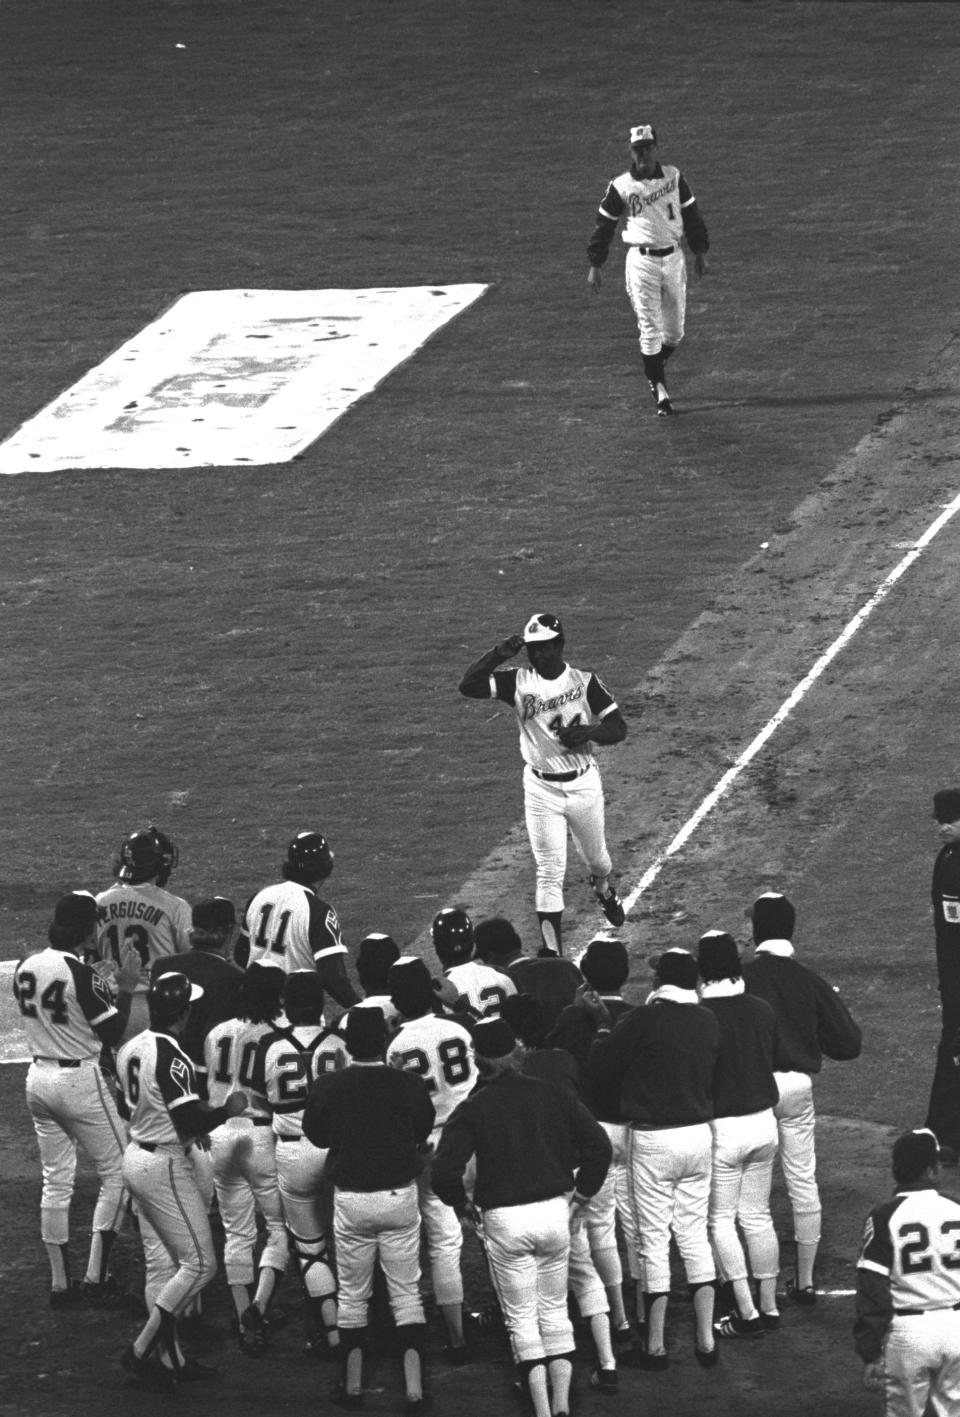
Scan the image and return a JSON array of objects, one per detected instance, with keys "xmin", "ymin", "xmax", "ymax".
[
  {"xmin": 177, "ymin": 1357, "xmax": 219, "ymax": 1381},
  {"xmin": 50, "ymin": 1283, "xmax": 86, "ymax": 1310},
  {"xmin": 82, "ymin": 1276, "xmax": 136, "ymax": 1309},
  {"xmin": 589, "ymin": 1365, "xmax": 619, "ymax": 1393},
  {"xmin": 591, "ymin": 877, "xmax": 625, "ymax": 928},
  {"xmin": 714, "ymin": 1312, "xmax": 765, "ymax": 1339},
  {"xmin": 656, "ymin": 391, "xmax": 674, "ymax": 416},
  {"xmin": 694, "ymin": 1343, "xmax": 720, "ymax": 1369},
  {"xmin": 785, "ymin": 1280, "xmax": 818, "ymax": 1307},
  {"xmin": 120, "ymin": 1345, "xmax": 178, "ymax": 1392}
]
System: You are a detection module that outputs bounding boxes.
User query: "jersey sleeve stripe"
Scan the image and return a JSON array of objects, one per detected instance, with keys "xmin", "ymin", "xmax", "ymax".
[
  {"xmin": 312, "ymin": 942, "xmax": 348, "ymax": 959},
  {"xmin": 856, "ymin": 1257, "xmax": 892, "ymax": 1277}
]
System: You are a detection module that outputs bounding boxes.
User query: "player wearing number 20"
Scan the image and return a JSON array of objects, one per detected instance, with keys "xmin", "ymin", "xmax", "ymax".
[
  {"xmin": 95, "ymin": 825, "xmax": 192, "ymax": 1040},
  {"xmin": 237, "ymin": 830, "xmax": 359, "ymax": 1010},
  {"xmin": 387, "ymin": 957, "xmax": 478, "ymax": 1361},
  {"xmin": 855, "ymin": 1127, "xmax": 960, "ymax": 1415}
]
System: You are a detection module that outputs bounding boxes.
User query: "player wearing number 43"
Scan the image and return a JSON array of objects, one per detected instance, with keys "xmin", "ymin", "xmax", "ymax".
[
  {"xmin": 855, "ymin": 1127, "xmax": 960, "ymax": 1415},
  {"xmin": 236, "ymin": 830, "xmax": 360, "ymax": 1009},
  {"xmin": 459, "ymin": 614, "xmax": 627, "ymax": 958},
  {"xmin": 95, "ymin": 824, "xmax": 193, "ymax": 1039},
  {"xmin": 14, "ymin": 892, "xmax": 142, "ymax": 1308},
  {"xmin": 586, "ymin": 123, "xmax": 710, "ymax": 417}
]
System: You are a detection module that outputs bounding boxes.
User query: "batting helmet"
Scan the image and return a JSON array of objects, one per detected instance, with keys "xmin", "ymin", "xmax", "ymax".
[
  {"xmin": 284, "ymin": 831, "xmax": 334, "ymax": 882},
  {"xmin": 431, "ymin": 907, "xmax": 474, "ymax": 964},
  {"xmin": 147, "ymin": 971, "xmax": 202, "ymax": 1025},
  {"xmin": 116, "ymin": 825, "xmax": 178, "ymax": 887}
]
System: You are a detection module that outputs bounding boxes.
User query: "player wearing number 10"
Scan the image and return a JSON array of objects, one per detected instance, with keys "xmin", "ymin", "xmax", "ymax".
[
  {"xmin": 237, "ymin": 830, "xmax": 359, "ymax": 1010},
  {"xmin": 95, "ymin": 825, "xmax": 192, "ymax": 1040}
]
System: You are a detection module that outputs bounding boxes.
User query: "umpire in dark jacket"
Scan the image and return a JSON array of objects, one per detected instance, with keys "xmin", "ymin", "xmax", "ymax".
[
  {"xmin": 925, "ymin": 789, "xmax": 960, "ymax": 1162},
  {"xmin": 151, "ymin": 897, "xmax": 244, "ymax": 1093},
  {"xmin": 743, "ymin": 892, "xmax": 861, "ymax": 1305},
  {"xmin": 433, "ymin": 1017, "xmax": 611, "ymax": 1417},
  {"xmin": 303, "ymin": 1007, "xmax": 435, "ymax": 1413}
]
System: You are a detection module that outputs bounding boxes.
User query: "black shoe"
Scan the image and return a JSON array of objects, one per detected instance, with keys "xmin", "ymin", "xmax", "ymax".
[
  {"xmin": 331, "ymin": 1383, "xmax": 365, "ymax": 1411},
  {"xmin": 405, "ymin": 1398, "xmax": 432, "ymax": 1417},
  {"xmin": 589, "ymin": 1365, "xmax": 619, "ymax": 1393},
  {"xmin": 466, "ymin": 1303, "xmax": 503, "ymax": 1331},
  {"xmin": 656, "ymin": 394, "xmax": 674, "ymax": 417},
  {"xmin": 50, "ymin": 1283, "xmax": 85, "ymax": 1310},
  {"xmin": 785, "ymin": 1280, "xmax": 817, "ymax": 1307},
  {"xmin": 441, "ymin": 1343, "xmax": 472, "ymax": 1365},
  {"xmin": 760, "ymin": 1311, "xmax": 781, "ymax": 1331},
  {"xmin": 694, "ymin": 1344, "xmax": 720, "ymax": 1369},
  {"xmin": 590, "ymin": 877, "xmax": 625, "ymax": 928},
  {"xmin": 714, "ymin": 1312, "xmax": 764, "ymax": 1339},
  {"xmin": 177, "ymin": 1357, "xmax": 219, "ymax": 1381},
  {"xmin": 240, "ymin": 1302, "xmax": 268, "ymax": 1355},
  {"xmin": 120, "ymin": 1345, "xmax": 178, "ymax": 1392},
  {"xmin": 613, "ymin": 1321, "xmax": 634, "ymax": 1346},
  {"xmin": 621, "ymin": 1349, "xmax": 668, "ymax": 1371}
]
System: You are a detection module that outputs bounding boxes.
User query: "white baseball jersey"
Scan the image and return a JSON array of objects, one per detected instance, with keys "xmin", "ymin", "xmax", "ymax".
[
  {"xmin": 260, "ymin": 1023, "xmax": 348, "ymax": 1138},
  {"xmin": 858, "ymin": 1187, "xmax": 960, "ymax": 1311},
  {"xmin": 599, "ymin": 165, "xmax": 695, "ymax": 249},
  {"xmin": 203, "ymin": 1016, "xmax": 276, "ymax": 1118},
  {"xmin": 95, "ymin": 881, "xmax": 192, "ymax": 987},
  {"xmin": 241, "ymin": 880, "xmax": 347, "ymax": 972},
  {"xmin": 387, "ymin": 1013, "xmax": 477, "ymax": 1129},
  {"xmin": 117, "ymin": 1029, "xmax": 200, "ymax": 1146},
  {"xmin": 13, "ymin": 947, "xmax": 117, "ymax": 1060},
  {"xmin": 489, "ymin": 663, "xmax": 618, "ymax": 776},
  {"xmin": 443, "ymin": 960, "xmax": 517, "ymax": 1019}
]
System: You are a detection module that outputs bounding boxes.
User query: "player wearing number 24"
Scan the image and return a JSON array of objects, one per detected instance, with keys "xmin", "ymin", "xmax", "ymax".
[
  {"xmin": 855, "ymin": 1127, "xmax": 960, "ymax": 1415},
  {"xmin": 459, "ymin": 613, "xmax": 627, "ymax": 958}
]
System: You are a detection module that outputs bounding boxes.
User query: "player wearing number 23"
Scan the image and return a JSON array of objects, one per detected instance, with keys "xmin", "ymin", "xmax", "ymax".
[
  {"xmin": 855, "ymin": 1127, "xmax": 960, "ymax": 1415},
  {"xmin": 237, "ymin": 830, "xmax": 359, "ymax": 1010},
  {"xmin": 459, "ymin": 614, "xmax": 627, "ymax": 958}
]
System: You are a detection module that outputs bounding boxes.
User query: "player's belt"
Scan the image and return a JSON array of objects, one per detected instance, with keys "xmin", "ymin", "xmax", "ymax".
[
  {"xmin": 33, "ymin": 1056, "xmax": 82, "ymax": 1067},
  {"xmin": 632, "ymin": 244, "xmax": 676, "ymax": 256},
  {"xmin": 531, "ymin": 766, "xmax": 590, "ymax": 783},
  {"xmin": 894, "ymin": 1300, "xmax": 960, "ymax": 1315}
]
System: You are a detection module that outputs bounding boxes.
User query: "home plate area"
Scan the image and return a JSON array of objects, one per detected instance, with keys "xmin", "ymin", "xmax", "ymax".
[{"xmin": 0, "ymin": 285, "xmax": 488, "ymax": 474}]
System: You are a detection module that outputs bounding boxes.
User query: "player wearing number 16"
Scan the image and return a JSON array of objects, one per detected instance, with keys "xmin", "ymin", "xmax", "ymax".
[
  {"xmin": 95, "ymin": 825, "xmax": 192, "ymax": 1040},
  {"xmin": 237, "ymin": 830, "xmax": 360, "ymax": 1009},
  {"xmin": 459, "ymin": 614, "xmax": 627, "ymax": 958}
]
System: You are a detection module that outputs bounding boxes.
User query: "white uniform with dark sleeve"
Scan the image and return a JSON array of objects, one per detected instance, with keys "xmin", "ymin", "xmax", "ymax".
[
  {"xmin": 14, "ymin": 948, "xmax": 128, "ymax": 1255},
  {"xmin": 94, "ymin": 883, "xmax": 192, "ymax": 1038},
  {"xmin": 486, "ymin": 663, "xmax": 619, "ymax": 915},
  {"xmin": 443, "ymin": 960, "xmax": 517, "ymax": 1018},
  {"xmin": 116, "ymin": 1029, "xmax": 217, "ymax": 1314},
  {"xmin": 856, "ymin": 1186, "xmax": 960, "ymax": 1415},
  {"xmin": 241, "ymin": 880, "xmax": 347, "ymax": 972}
]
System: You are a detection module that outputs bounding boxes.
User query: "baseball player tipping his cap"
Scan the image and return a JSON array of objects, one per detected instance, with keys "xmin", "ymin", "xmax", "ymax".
[
  {"xmin": 586, "ymin": 122, "xmax": 710, "ymax": 416},
  {"xmin": 459, "ymin": 613, "xmax": 627, "ymax": 957}
]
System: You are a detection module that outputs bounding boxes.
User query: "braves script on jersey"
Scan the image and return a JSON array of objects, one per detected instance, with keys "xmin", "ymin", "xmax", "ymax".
[
  {"xmin": 490, "ymin": 664, "xmax": 618, "ymax": 775},
  {"xmin": 598, "ymin": 165, "xmax": 696, "ymax": 250},
  {"xmin": 242, "ymin": 881, "xmax": 346, "ymax": 972},
  {"xmin": 117, "ymin": 1030, "xmax": 200, "ymax": 1145},
  {"xmin": 14, "ymin": 948, "xmax": 117, "ymax": 1059}
]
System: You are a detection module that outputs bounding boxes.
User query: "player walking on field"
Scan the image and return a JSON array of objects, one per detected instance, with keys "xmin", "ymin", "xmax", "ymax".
[
  {"xmin": 459, "ymin": 613, "xmax": 627, "ymax": 958},
  {"xmin": 14, "ymin": 892, "xmax": 141, "ymax": 1307},
  {"xmin": 587, "ymin": 123, "xmax": 710, "ymax": 416},
  {"xmin": 855, "ymin": 1128, "xmax": 960, "ymax": 1415}
]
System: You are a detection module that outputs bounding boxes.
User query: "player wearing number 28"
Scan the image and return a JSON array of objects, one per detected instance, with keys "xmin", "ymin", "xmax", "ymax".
[
  {"xmin": 855, "ymin": 1127, "xmax": 960, "ymax": 1416},
  {"xmin": 14, "ymin": 892, "xmax": 141, "ymax": 1306},
  {"xmin": 95, "ymin": 825, "xmax": 192, "ymax": 1040},
  {"xmin": 459, "ymin": 614, "xmax": 627, "ymax": 958},
  {"xmin": 587, "ymin": 123, "xmax": 710, "ymax": 417},
  {"xmin": 237, "ymin": 829, "xmax": 359, "ymax": 1009}
]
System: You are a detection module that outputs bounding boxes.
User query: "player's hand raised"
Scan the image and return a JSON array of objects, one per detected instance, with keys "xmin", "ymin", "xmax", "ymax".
[
  {"xmin": 116, "ymin": 944, "xmax": 145, "ymax": 994},
  {"xmin": 495, "ymin": 634, "xmax": 524, "ymax": 658},
  {"xmin": 587, "ymin": 266, "xmax": 602, "ymax": 294}
]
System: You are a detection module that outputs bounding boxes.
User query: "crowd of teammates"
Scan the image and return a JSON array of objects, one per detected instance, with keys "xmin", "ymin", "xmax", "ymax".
[{"xmin": 29, "ymin": 818, "xmax": 950, "ymax": 1412}]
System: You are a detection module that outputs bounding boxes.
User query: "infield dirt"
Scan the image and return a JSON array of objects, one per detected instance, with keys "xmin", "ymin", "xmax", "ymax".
[{"xmin": 2, "ymin": 3, "xmax": 960, "ymax": 1415}]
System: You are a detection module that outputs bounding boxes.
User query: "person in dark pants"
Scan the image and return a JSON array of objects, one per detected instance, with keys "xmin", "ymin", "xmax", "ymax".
[{"xmin": 925, "ymin": 790, "xmax": 960, "ymax": 1164}]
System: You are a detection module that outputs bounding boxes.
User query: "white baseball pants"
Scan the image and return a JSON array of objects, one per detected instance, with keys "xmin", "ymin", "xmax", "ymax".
[
  {"xmin": 333, "ymin": 1182, "xmax": 425, "ymax": 1329},
  {"xmin": 275, "ymin": 1136, "xmax": 336, "ymax": 1299},
  {"xmin": 418, "ymin": 1157, "xmax": 464, "ymax": 1307},
  {"xmin": 583, "ymin": 1120, "xmax": 630, "ymax": 1292},
  {"xmin": 624, "ymin": 246, "xmax": 687, "ymax": 356},
  {"xmin": 523, "ymin": 763, "xmax": 612, "ymax": 914},
  {"xmin": 708, "ymin": 1109, "xmax": 780, "ymax": 1283},
  {"xmin": 481, "ymin": 1196, "xmax": 573, "ymax": 1362},
  {"xmin": 882, "ymin": 1313, "xmax": 960, "ymax": 1417},
  {"xmin": 26, "ymin": 1058, "xmax": 127, "ymax": 1244},
  {"xmin": 123, "ymin": 1142, "xmax": 217, "ymax": 1313},
  {"xmin": 210, "ymin": 1119, "xmax": 289, "ymax": 1287},
  {"xmin": 774, "ymin": 1071, "xmax": 822, "ymax": 1246},
  {"xmin": 628, "ymin": 1123, "xmax": 715, "ymax": 1293}
]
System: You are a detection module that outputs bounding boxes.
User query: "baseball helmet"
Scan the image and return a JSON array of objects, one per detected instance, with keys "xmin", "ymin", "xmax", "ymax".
[
  {"xmin": 285, "ymin": 830, "xmax": 334, "ymax": 881},
  {"xmin": 116, "ymin": 825, "xmax": 178, "ymax": 887},
  {"xmin": 431, "ymin": 907, "xmax": 474, "ymax": 964},
  {"xmin": 523, "ymin": 612, "xmax": 563, "ymax": 644},
  {"xmin": 148, "ymin": 971, "xmax": 203, "ymax": 1024}
]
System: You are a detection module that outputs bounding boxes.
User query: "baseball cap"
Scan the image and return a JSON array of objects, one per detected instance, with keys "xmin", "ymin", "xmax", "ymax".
[
  {"xmin": 283, "ymin": 969, "xmax": 325, "ymax": 1014},
  {"xmin": 934, "ymin": 790, "xmax": 960, "ymax": 824},
  {"xmin": 48, "ymin": 891, "xmax": 99, "ymax": 948},
  {"xmin": 579, "ymin": 935, "xmax": 629, "ymax": 991},
  {"xmin": 655, "ymin": 948, "xmax": 699, "ymax": 990},
  {"xmin": 523, "ymin": 613, "xmax": 563, "ymax": 644},
  {"xmin": 472, "ymin": 1016, "xmax": 518, "ymax": 1059},
  {"xmin": 630, "ymin": 124, "xmax": 656, "ymax": 145},
  {"xmin": 749, "ymin": 892, "xmax": 796, "ymax": 941},
  {"xmin": 344, "ymin": 1005, "xmax": 388, "ymax": 1060},
  {"xmin": 192, "ymin": 896, "xmax": 236, "ymax": 931},
  {"xmin": 697, "ymin": 930, "xmax": 742, "ymax": 982}
]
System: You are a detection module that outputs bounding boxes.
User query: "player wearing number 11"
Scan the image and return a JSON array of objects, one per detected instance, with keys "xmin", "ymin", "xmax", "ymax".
[
  {"xmin": 237, "ymin": 830, "xmax": 360, "ymax": 1009},
  {"xmin": 459, "ymin": 614, "xmax": 627, "ymax": 957}
]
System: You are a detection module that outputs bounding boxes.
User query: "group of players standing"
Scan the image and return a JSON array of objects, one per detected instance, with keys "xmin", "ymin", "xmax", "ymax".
[{"xmin": 14, "ymin": 812, "xmax": 886, "ymax": 1412}]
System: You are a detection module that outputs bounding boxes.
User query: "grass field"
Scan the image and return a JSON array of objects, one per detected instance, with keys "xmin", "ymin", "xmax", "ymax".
[{"xmin": 3, "ymin": 3, "xmax": 960, "ymax": 1414}]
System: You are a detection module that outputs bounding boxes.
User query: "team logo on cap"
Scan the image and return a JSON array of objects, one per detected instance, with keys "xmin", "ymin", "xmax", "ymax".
[
  {"xmin": 629, "ymin": 124, "xmax": 655, "ymax": 144},
  {"xmin": 523, "ymin": 613, "xmax": 563, "ymax": 643}
]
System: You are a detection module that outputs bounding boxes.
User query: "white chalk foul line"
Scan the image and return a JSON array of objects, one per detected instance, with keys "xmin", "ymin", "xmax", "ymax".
[{"xmin": 623, "ymin": 491, "xmax": 960, "ymax": 913}]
